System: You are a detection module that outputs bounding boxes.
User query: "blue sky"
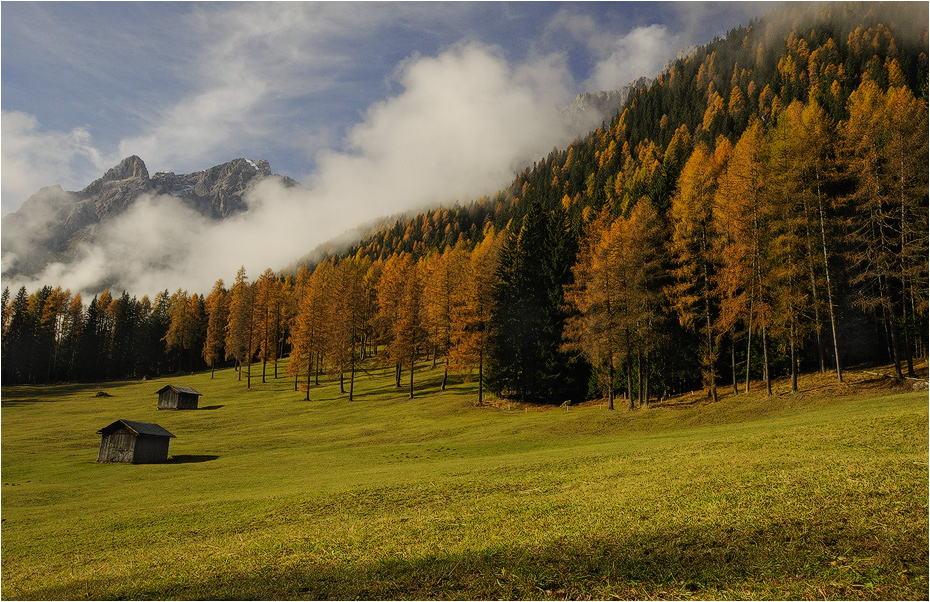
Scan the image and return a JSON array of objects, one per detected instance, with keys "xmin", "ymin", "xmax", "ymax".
[
  {"xmin": 1, "ymin": 1, "xmax": 770, "ymax": 295},
  {"xmin": 1, "ymin": 1, "xmax": 769, "ymax": 215}
]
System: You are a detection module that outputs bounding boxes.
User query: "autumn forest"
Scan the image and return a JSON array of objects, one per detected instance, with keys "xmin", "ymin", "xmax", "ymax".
[{"xmin": 3, "ymin": 3, "xmax": 928, "ymax": 406}]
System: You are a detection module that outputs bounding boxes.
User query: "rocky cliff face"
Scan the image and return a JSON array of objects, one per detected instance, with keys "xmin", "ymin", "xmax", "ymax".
[
  {"xmin": 560, "ymin": 45, "xmax": 702, "ymax": 133},
  {"xmin": 150, "ymin": 158, "xmax": 279, "ymax": 219},
  {"xmin": 561, "ymin": 76, "xmax": 653, "ymax": 133},
  {"xmin": 1, "ymin": 156, "xmax": 301, "ymax": 279}
]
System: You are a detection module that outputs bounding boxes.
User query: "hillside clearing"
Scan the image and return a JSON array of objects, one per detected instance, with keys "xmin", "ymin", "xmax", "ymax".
[{"xmin": 2, "ymin": 361, "xmax": 927, "ymax": 600}]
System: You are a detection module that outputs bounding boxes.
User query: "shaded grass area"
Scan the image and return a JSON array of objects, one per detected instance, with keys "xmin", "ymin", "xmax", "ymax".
[{"xmin": 2, "ymin": 361, "xmax": 928, "ymax": 600}]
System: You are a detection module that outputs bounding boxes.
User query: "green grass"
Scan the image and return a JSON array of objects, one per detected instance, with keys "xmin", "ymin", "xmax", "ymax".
[{"xmin": 2, "ymin": 361, "xmax": 927, "ymax": 600}]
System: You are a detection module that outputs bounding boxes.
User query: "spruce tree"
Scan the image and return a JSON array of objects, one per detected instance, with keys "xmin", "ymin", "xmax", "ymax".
[{"xmin": 489, "ymin": 199, "xmax": 586, "ymax": 403}]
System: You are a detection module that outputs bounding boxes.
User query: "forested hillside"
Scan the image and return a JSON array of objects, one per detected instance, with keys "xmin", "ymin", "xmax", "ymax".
[{"xmin": 3, "ymin": 2, "xmax": 927, "ymax": 405}]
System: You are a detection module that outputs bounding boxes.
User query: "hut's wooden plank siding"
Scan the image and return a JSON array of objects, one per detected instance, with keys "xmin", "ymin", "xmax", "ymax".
[
  {"xmin": 158, "ymin": 388, "xmax": 180, "ymax": 409},
  {"xmin": 175, "ymin": 393, "xmax": 198, "ymax": 409},
  {"xmin": 132, "ymin": 436, "xmax": 171, "ymax": 464},
  {"xmin": 157, "ymin": 386, "xmax": 201, "ymax": 409},
  {"xmin": 96, "ymin": 420, "xmax": 175, "ymax": 464},
  {"xmin": 97, "ymin": 430, "xmax": 135, "ymax": 463}
]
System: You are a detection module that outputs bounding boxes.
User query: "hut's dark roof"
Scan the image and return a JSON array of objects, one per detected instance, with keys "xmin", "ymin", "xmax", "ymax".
[
  {"xmin": 97, "ymin": 419, "xmax": 176, "ymax": 438},
  {"xmin": 155, "ymin": 385, "xmax": 202, "ymax": 396}
]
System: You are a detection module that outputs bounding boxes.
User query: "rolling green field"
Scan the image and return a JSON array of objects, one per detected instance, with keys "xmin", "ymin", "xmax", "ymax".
[{"xmin": 2, "ymin": 361, "xmax": 928, "ymax": 600}]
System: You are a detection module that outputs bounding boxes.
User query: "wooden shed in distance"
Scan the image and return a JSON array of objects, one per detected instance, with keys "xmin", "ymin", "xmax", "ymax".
[
  {"xmin": 97, "ymin": 419, "xmax": 176, "ymax": 464},
  {"xmin": 156, "ymin": 385, "xmax": 202, "ymax": 410}
]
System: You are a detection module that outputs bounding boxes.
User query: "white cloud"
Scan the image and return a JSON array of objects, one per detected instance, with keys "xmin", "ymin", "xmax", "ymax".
[
  {"xmin": 114, "ymin": 2, "xmax": 409, "ymax": 174},
  {"xmin": 584, "ymin": 24, "xmax": 681, "ymax": 91},
  {"xmin": 544, "ymin": 7, "xmax": 683, "ymax": 91},
  {"xmin": 1, "ymin": 110, "xmax": 107, "ymax": 215},
  {"xmin": 4, "ymin": 2, "xmax": 768, "ymax": 296},
  {"xmin": 6, "ymin": 41, "xmax": 580, "ymax": 297},
  {"xmin": 312, "ymin": 42, "xmax": 575, "ymax": 213}
]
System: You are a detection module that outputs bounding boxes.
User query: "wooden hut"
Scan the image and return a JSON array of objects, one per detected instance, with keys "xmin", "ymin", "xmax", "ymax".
[
  {"xmin": 96, "ymin": 419, "xmax": 176, "ymax": 464},
  {"xmin": 156, "ymin": 385, "xmax": 202, "ymax": 410}
]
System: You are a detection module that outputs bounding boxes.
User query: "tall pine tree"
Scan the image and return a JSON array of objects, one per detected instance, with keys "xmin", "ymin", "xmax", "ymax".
[{"xmin": 489, "ymin": 199, "xmax": 586, "ymax": 403}]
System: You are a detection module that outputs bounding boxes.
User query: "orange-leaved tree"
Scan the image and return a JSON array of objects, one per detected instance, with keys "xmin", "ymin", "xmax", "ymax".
[
  {"xmin": 203, "ymin": 279, "xmax": 228, "ymax": 378},
  {"xmin": 450, "ymin": 225, "xmax": 502, "ymax": 405},
  {"xmin": 226, "ymin": 267, "xmax": 257, "ymax": 388},
  {"xmin": 713, "ymin": 118, "xmax": 774, "ymax": 396},
  {"xmin": 668, "ymin": 139, "xmax": 728, "ymax": 401}
]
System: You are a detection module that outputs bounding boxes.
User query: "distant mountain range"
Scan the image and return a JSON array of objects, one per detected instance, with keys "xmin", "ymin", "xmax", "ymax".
[
  {"xmin": 560, "ymin": 45, "xmax": 700, "ymax": 132},
  {"xmin": 1, "ymin": 46, "xmax": 701, "ymax": 284},
  {"xmin": 1, "ymin": 156, "xmax": 301, "ymax": 279}
]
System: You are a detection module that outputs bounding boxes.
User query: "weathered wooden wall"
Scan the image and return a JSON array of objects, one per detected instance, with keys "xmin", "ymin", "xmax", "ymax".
[
  {"xmin": 97, "ymin": 430, "xmax": 135, "ymax": 463},
  {"xmin": 158, "ymin": 389, "xmax": 179, "ymax": 409},
  {"xmin": 176, "ymin": 393, "xmax": 198, "ymax": 409},
  {"xmin": 97, "ymin": 428, "xmax": 170, "ymax": 463},
  {"xmin": 132, "ymin": 435, "xmax": 170, "ymax": 463},
  {"xmin": 158, "ymin": 390, "xmax": 198, "ymax": 409}
]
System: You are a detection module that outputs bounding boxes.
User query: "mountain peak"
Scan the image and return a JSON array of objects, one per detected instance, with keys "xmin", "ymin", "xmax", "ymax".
[
  {"xmin": 103, "ymin": 155, "xmax": 149, "ymax": 182},
  {"xmin": 81, "ymin": 155, "xmax": 150, "ymax": 197},
  {"xmin": 1, "ymin": 155, "xmax": 304, "ymax": 281}
]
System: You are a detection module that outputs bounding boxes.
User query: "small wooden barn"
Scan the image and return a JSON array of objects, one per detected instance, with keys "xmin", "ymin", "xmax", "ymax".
[
  {"xmin": 156, "ymin": 385, "xmax": 202, "ymax": 410},
  {"xmin": 96, "ymin": 419, "xmax": 176, "ymax": 464}
]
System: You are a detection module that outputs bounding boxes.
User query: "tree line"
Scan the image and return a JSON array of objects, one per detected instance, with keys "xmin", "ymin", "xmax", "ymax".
[
  {"xmin": 2, "ymin": 3, "xmax": 927, "ymax": 404},
  {"xmin": 0, "ymin": 235, "xmax": 504, "ymax": 401},
  {"xmin": 2, "ymin": 78, "xmax": 925, "ymax": 402}
]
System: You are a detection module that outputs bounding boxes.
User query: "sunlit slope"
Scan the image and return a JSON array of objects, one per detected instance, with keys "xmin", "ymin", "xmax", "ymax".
[{"xmin": 2, "ymin": 363, "xmax": 927, "ymax": 600}]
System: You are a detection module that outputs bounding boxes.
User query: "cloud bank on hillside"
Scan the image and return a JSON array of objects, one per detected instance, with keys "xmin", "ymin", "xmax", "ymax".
[
  {"xmin": 5, "ymin": 42, "xmax": 582, "ymax": 296},
  {"xmin": 3, "ymin": 2, "xmax": 773, "ymax": 297}
]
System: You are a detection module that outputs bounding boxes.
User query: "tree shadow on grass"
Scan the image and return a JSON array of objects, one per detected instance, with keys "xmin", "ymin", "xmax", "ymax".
[
  {"xmin": 22, "ymin": 514, "xmax": 927, "ymax": 600},
  {"xmin": 1, "ymin": 381, "xmax": 139, "ymax": 407},
  {"xmin": 168, "ymin": 455, "xmax": 219, "ymax": 464},
  {"xmin": 199, "ymin": 405, "xmax": 224, "ymax": 410}
]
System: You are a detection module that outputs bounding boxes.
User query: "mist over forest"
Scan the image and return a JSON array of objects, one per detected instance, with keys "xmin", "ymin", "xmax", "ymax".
[{"xmin": 2, "ymin": 1, "xmax": 928, "ymax": 403}]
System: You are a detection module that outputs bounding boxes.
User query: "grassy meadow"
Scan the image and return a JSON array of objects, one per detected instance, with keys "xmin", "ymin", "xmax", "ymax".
[{"xmin": 1, "ymin": 359, "xmax": 928, "ymax": 600}]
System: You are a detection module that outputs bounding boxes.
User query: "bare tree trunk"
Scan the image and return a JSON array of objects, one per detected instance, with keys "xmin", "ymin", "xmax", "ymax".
[
  {"xmin": 305, "ymin": 354, "xmax": 312, "ymax": 401},
  {"xmin": 762, "ymin": 322, "xmax": 772, "ymax": 397},
  {"xmin": 703, "ymin": 257, "xmax": 718, "ymax": 403},
  {"xmin": 816, "ymin": 176, "xmax": 843, "ymax": 382},
  {"xmin": 643, "ymin": 351, "xmax": 650, "ymax": 408},
  {"xmin": 607, "ymin": 353, "xmax": 615, "ymax": 411},
  {"xmin": 901, "ymin": 283, "xmax": 917, "ymax": 377},
  {"xmin": 804, "ymin": 200, "xmax": 826, "ymax": 373},
  {"xmin": 880, "ymin": 276, "xmax": 904, "ymax": 380},
  {"xmin": 745, "ymin": 301, "xmax": 753, "ymax": 393},
  {"xmin": 790, "ymin": 316, "xmax": 798, "ymax": 393},
  {"xmin": 478, "ymin": 346, "xmax": 484, "ymax": 406},
  {"xmin": 349, "ymin": 338, "xmax": 356, "ymax": 401},
  {"xmin": 899, "ymin": 167, "xmax": 917, "ymax": 378},
  {"xmin": 731, "ymin": 330, "xmax": 738, "ymax": 395},
  {"xmin": 626, "ymin": 337, "xmax": 634, "ymax": 411},
  {"xmin": 409, "ymin": 347, "xmax": 415, "ymax": 399}
]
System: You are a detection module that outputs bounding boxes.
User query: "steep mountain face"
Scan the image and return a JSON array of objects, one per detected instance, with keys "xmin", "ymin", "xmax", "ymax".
[
  {"xmin": 344, "ymin": 2, "xmax": 928, "ymax": 265},
  {"xmin": 560, "ymin": 46, "xmax": 700, "ymax": 133},
  {"xmin": 560, "ymin": 77, "xmax": 653, "ymax": 133},
  {"xmin": 1, "ymin": 156, "xmax": 300, "ymax": 278}
]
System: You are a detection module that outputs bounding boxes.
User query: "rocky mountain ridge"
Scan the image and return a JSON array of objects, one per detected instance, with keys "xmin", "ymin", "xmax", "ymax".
[
  {"xmin": 1, "ymin": 156, "xmax": 300, "ymax": 278},
  {"xmin": 560, "ymin": 44, "xmax": 701, "ymax": 132},
  {"xmin": 560, "ymin": 77, "xmax": 653, "ymax": 132}
]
